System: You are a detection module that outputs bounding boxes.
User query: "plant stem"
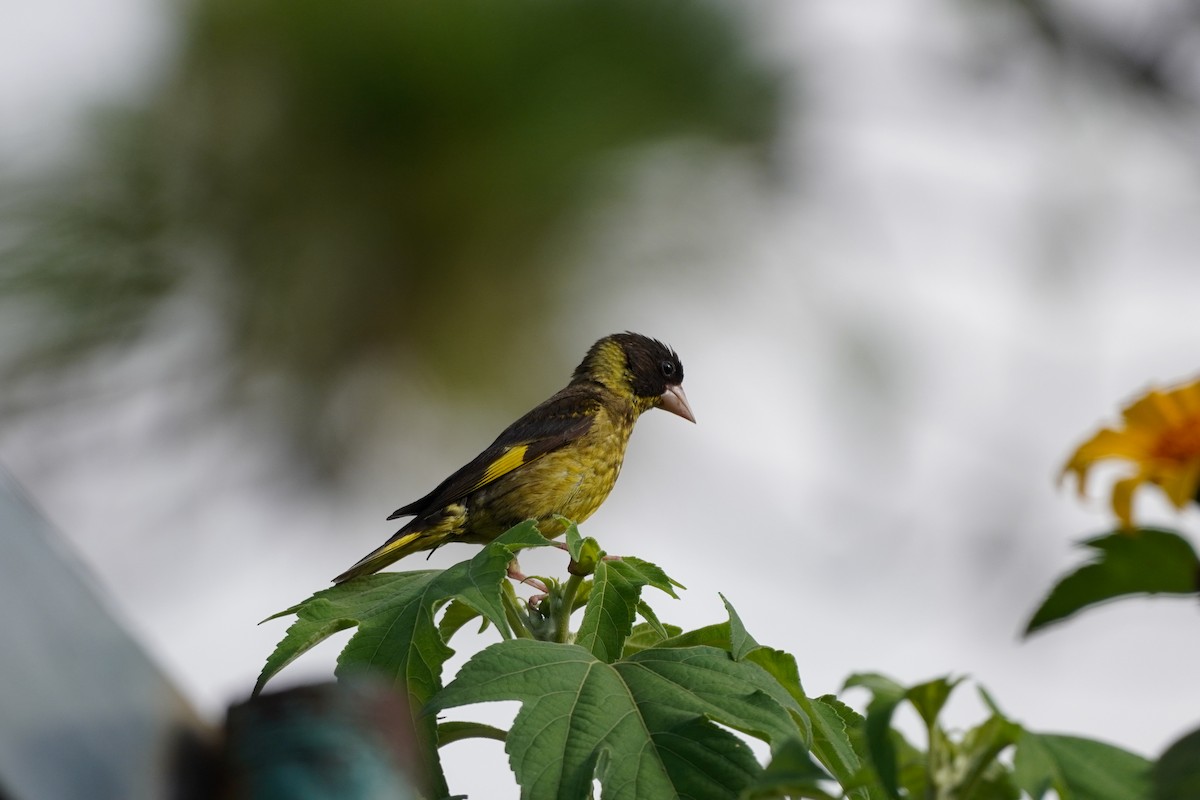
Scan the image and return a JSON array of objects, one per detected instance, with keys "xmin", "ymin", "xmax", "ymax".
[
  {"xmin": 554, "ymin": 574, "xmax": 584, "ymax": 644},
  {"xmin": 927, "ymin": 721, "xmax": 940, "ymax": 800},
  {"xmin": 500, "ymin": 588, "xmax": 534, "ymax": 639}
]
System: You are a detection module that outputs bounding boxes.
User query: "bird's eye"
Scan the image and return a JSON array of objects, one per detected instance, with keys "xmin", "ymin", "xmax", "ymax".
[{"xmin": 660, "ymin": 360, "xmax": 675, "ymax": 378}]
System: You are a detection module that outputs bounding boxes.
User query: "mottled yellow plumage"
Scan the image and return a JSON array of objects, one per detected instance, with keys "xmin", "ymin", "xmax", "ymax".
[
  {"xmin": 467, "ymin": 397, "xmax": 636, "ymax": 540},
  {"xmin": 334, "ymin": 333, "xmax": 693, "ymax": 583}
]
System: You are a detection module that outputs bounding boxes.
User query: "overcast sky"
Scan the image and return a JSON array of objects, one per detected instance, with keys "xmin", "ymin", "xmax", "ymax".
[{"xmin": 4, "ymin": 1, "xmax": 1200, "ymax": 798}]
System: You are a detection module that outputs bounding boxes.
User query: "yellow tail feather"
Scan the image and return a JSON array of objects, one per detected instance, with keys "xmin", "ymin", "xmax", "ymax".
[{"xmin": 332, "ymin": 528, "xmax": 436, "ymax": 584}]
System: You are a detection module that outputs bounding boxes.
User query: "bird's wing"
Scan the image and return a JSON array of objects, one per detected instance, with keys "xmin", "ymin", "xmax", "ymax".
[{"xmin": 388, "ymin": 386, "xmax": 602, "ymax": 520}]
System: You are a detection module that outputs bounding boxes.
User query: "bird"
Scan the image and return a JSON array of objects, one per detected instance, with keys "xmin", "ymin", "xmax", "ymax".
[{"xmin": 333, "ymin": 332, "xmax": 694, "ymax": 584}]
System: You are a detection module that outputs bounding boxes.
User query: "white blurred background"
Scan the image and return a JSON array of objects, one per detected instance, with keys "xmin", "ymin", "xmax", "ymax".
[{"xmin": 3, "ymin": 0, "xmax": 1200, "ymax": 797}]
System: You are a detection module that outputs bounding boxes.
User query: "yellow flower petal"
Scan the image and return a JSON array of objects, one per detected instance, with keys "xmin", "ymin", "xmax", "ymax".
[
  {"xmin": 1066, "ymin": 377, "xmax": 1200, "ymax": 527},
  {"xmin": 1155, "ymin": 458, "xmax": 1200, "ymax": 509},
  {"xmin": 1172, "ymin": 380, "xmax": 1200, "ymax": 415},
  {"xmin": 1122, "ymin": 390, "xmax": 1181, "ymax": 430},
  {"xmin": 1061, "ymin": 428, "xmax": 1156, "ymax": 499},
  {"xmin": 1064, "ymin": 428, "xmax": 1155, "ymax": 468},
  {"xmin": 1110, "ymin": 474, "xmax": 1145, "ymax": 530}
]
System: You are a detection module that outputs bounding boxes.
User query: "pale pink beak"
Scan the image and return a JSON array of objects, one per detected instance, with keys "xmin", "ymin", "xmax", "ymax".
[{"xmin": 659, "ymin": 384, "xmax": 696, "ymax": 423}]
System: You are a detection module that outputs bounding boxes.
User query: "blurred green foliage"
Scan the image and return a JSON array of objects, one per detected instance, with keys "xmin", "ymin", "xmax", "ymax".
[{"xmin": 0, "ymin": 0, "xmax": 780, "ymax": 470}]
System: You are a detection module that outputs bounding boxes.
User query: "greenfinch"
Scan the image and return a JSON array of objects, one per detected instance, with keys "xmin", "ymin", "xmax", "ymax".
[{"xmin": 334, "ymin": 332, "xmax": 693, "ymax": 583}]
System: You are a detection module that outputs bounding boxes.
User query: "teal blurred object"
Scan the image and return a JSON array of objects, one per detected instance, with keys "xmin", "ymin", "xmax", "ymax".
[
  {"xmin": 0, "ymin": 468, "xmax": 213, "ymax": 800},
  {"xmin": 0, "ymin": 468, "xmax": 425, "ymax": 799},
  {"xmin": 223, "ymin": 680, "xmax": 424, "ymax": 800}
]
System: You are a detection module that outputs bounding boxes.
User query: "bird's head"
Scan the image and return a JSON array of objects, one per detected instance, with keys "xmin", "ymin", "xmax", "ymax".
[{"xmin": 572, "ymin": 332, "xmax": 695, "ymax": 422}]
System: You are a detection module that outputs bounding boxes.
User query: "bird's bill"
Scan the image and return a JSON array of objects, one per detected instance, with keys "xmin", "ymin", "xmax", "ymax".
[{"xmin": 659, "ymin": 384, "xmax": 696, "ymax": 423}]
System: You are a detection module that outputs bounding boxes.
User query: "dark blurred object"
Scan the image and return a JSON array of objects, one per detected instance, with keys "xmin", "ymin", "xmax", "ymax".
[
  {"xmin": 0, "ymin": 0, "xmax": 780, "ymax": 475},
  {"xmin": 985, "ymin": 0, "xmax": 1200, "ymax": 106},
  {"xmin": 222, "ymin": 680, "xmax": 425, "ymax": 800},
  {"xmin": 0, "ymin": 467, "xmax": 215, "ymax": 800}
]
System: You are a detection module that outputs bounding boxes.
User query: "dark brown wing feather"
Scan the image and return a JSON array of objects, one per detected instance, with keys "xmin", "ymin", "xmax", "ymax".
[{"xmin": 387, "ymin": 385, "xmax": 602, "ymax": 520}]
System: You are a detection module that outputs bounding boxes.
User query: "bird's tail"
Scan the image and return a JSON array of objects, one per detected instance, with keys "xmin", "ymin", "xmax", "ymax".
[{"xmin": 332, "ymin": 524, "xmax": 442, "ymax": 584}]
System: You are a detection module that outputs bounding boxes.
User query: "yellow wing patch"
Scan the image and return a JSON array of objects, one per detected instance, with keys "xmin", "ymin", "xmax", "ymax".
[{"xmin": 472, "ymin": 444, "xmax": 530, "ymax": 491}]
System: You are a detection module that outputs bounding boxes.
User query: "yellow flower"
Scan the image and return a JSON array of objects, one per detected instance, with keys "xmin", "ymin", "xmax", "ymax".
[{"xmin": 1062, "ymin": 378, "xmax": 1200, "ymax": 528}]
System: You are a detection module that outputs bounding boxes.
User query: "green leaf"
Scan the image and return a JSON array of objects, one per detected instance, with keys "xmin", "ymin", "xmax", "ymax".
[
  {"xmin": 438, "ymin": 599, "xmax": 487, "ymax": 643},
  {"xmin": 841, "ymin": 676, "xmax": 1015, "ymax": 800},
  {"xmin": 843, "ymin": 674, "xmax": 908, "ymax": 800},
  {"xmin": 333, "ymin": 522, "xmax": 551, "ymax": 679},
  {"xmin": 961, "ymin": 776, "xmax": 1020, "ymax": 800},
  {"xmin": 1025, "ymin": 529, "xmax": 1200, "ymax": 635},
  {"xmin": 713, "ymin": 598, "xmax": 813, "ymax": 744},
  {"xmin": 977, "ymin": 684, "xmax": 1006, "ymax": 717},
  {"xmin": 574, "ymin": 556, "xmax": 681, "ymax": 662},
  {"xmin": 660, "ymin": 621, "xmax": 732, "ymax": 649},
  {"xmin": 564, "ymin": 518, "xmax": 584, "ymax": 558},
  {"xmin": 721, "ymin": 594, "xmax": 761, "ymax": 660},
  {"xmin": 1012, "ymin": 729, "xmax": 1055, "ymax": 800},
  {"xmin": 560, "ymin": 517, "xmax": 603, "ymax": 575},
  {"xmin": 739, "ymin": 737, "xmax": 835, "ymax": 800},
  {"xmin": 568, "ymin": 577, "xmax": 591, "ymax": 612},
  {"xmin": 635, "ymin": 600, "xmax": 669, "ymax": 638},
  {"xmin": 624, "ymin": 557, "xmax": 684, "ymax": 598},
  {"xmin": 1153, "ymin": 726, "xmax": 1200, "ymax": 800},
  {"xmin": 431, "ymin": 641, "xmax": 808, "ymax": 800},
  {"xmin": 1014, "ymin": 731, "xmax": 1151, "ymax": 800},
  {"xmin": 741, "ymin": 647, "xmax": 813, "ymax": 746},
  {"xmin": 573, "ymin": 561, "xmax": 639, "ymax": 662},
  {"xmin": 255, "ymin": 522, "xmax": 551, "ymax": 795},
  {"xmin": 722, "ymin": 597, "xmax": 877, "ymax": 795},
  {"xmin": 621, "ymin": 620, "xmax": 683, "ymax": 657},
  {"xmin": 255, "ymin": 596, "xmax": 375, "ymax": 688},
  {"xmin": 437, "ymin": 720, "xmax": 508, "ymax": 746},
  {"xmin": 905, "ymin": 675, "xmax": 963, "ymax": 731},
  {"xmin": 951, "ymin": 714, "xmax": 1021, "ymax": 799},
  {"xmin": 892, "ymin": 729, "xmax": 929, "ymax": 800},
  {"xmin": 810, "ymin": 696, "xmax": 885, "ymax": 800},
  {"xmin": 573, "ymin": 560, "xmax": 653, "ymax": 662},
  {"xmin": 959, "ymin": 775, "xmax": 1020, "ymax": 800}
]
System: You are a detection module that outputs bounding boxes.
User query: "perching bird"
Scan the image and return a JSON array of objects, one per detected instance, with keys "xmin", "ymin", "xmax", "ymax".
[{"xmin": 333, "ymin": 332, "xmax": 694, "ymax": 583}]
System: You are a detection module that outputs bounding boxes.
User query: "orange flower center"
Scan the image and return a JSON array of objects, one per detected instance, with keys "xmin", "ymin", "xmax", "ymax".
[{"xmin": 1152, "ymin": 416, "xmax": 1200, "ymax": 462}]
